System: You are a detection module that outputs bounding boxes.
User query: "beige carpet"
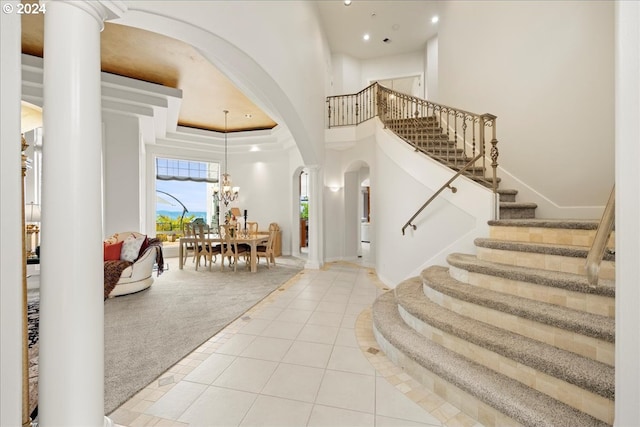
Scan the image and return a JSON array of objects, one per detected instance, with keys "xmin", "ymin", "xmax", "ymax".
[{"xmin": 104, "ymin": 256, "xmax": 304, "ymax": 414}]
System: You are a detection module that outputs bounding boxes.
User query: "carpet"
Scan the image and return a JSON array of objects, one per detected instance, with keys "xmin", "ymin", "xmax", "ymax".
[
  {"xmin": 26, "ymin": 256, "xmax": 305, "ymax": 416},
  {"xmin": 27, "ymin": 298, "xmax": 39, "ymax": 417},
  {"xmin": 104, "ymin": 256, "xmax": 304, "ymax": 414}
]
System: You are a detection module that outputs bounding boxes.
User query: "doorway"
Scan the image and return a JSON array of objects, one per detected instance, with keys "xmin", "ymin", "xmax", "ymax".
[
  {"xmin": 358, "ymin": 173, "xmax": 372, "ymax": 266},
  {"xmin": 299, "ymin": 170, "xmax": 309, "ymax": 256},
  {"xmin": 345, "ymin": 162, "xmax": 373, "ymax": 266}
]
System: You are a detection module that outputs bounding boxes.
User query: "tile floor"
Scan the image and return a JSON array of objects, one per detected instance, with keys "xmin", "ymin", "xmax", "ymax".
[{"xmin": 110, "ymin": 260, "xmax": 483, "ymax": 427}]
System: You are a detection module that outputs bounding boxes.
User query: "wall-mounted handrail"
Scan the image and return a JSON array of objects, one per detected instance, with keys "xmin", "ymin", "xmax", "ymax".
[
  {"xmin": 402, "ymin": 152, "xmax": 483, "ymax": 235},
  {"xmin": 585, "ymin": 185, "xmax": 615, "ymax": 287}
]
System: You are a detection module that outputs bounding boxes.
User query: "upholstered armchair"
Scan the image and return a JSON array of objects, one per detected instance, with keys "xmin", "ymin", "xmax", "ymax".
[{"xmin": 103, "ymin": 231, "xmax": 161, "ymax": 297}]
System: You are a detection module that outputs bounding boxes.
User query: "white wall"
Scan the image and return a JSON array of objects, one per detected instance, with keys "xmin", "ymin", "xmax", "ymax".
[
  {"xmin": 331, "ymin": 53, "xmax": 363, "ymax": 95},
  {"xmin": 323, "ymin": 149, "xmax": 346, "ymax": 261},
  {"xmin": 226, "ymin": 150, "xmax": 294, "ymax": 255},
  {"xmin": 103, "ymin": 112, "xmax": 143, "ymax": 237},
  {"xmin": 438, "ymin": 1, "xmax": 614, "ymax": 214},
  {"xmin": 325, "ymin": 119, "xmax": 492, "ymax": 286},
  {"xmin": 362, "ymin": 51, "xmax": 425, "ymax": 90},
  {"xmin": 425, "ymin": 36, "xmax": 438, "ymax": 101},
  {"xmin": 331, "ymin": 50, "xmax": 426, "ymax": 97},
  {"xmin": 373, "ymin": 122, "xmax": 492, "ymax": 286},
  {"xmin": 324, "ymin": 119, "xmax": 377, "ymax": 262}
]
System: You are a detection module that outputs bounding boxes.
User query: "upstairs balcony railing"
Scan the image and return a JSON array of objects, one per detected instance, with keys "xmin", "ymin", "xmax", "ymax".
[{"xmin": 327, "ymin": 83, "xmax": 499, "ymax": 234}]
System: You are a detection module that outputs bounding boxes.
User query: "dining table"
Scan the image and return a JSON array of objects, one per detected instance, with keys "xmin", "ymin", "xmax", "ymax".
[{"xmin": 178, "ymin": 232, "xmax": 269, "ymax": 272}]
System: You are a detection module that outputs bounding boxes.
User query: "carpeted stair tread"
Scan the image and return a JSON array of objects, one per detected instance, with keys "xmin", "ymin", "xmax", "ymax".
[
  {"xmin": 489, "ymin": 219, "xmax": 600, "ymax": 229},
  {"xmin": 447, "ymin": 253, "xmax": 615, "ymax": 298},
  {"xmin": 426, "ymin": 260, "xmax": 614, "ymax": 342},
  {"xmin": 496, "ymin": 189, "xmax": 518, "ymax": 202},
  {"xmin": 499, "ymin": 202, "xmax": 538, "ymax": 209},
  {"xmin": 372, "ymin": 287, "xmax": 609, "ymax": 427},
  {"xmin": 474, "ymin": 238, "xmax": 616, "ymax": 261},
  {"xmin": 400, "ymin": 270, "xmax": 614, "ymax": 399}
]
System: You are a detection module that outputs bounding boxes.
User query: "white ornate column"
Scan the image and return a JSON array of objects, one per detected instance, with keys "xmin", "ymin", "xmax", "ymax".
[
  {"xmin": 0, "ymin": 6, "xmax": 25, "ymax": 427},
  {"xmin": 305, "ymin": 165, "xmax": 323, "ymax": 269},
  {"xmin": 615, "ymin": 1, "xmax": 640, "ymax": 424},
  {"xmin": 39, "ymin": 1, "xmax": 124, "ymax": 426}
]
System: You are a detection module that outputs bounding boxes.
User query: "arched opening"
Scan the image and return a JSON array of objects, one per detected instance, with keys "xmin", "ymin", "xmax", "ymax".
[
  {"xmin": 299, "ymin": 170, "xmax": 309, "ymax": 255},
  {"xmin": 344, "ymin": 161, "xmax": 373, "ymax": 266}
]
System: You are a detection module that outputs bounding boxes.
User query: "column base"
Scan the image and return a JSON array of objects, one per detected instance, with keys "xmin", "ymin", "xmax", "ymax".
[{"xmin": 304, "ymin": 260, "xmax": 322, "ymax": 269}]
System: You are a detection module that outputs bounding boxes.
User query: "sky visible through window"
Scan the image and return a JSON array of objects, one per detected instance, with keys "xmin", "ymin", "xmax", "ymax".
[
  {"xmin": 156, "ymin": 180, "xmax": 207, "ymax": 216},
  {"xmin": 156, "ymin": 158, "xmax": 217, "ymax": 219}
]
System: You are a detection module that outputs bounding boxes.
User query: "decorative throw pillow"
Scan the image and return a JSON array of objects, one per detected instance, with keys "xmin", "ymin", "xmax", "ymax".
[
  {"xmin": 103, "ymin": 233, "xmax": 119, "ymax": 245},
  {"xmin": 104, "ymin": 241, "xmax": 123, "ymax": 261},
  {"xmin": 120, "ymin": 234, "xmax": 147, "ymax": 262}
]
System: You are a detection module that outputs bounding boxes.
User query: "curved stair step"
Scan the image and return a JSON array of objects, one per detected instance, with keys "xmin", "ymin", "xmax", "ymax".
[
  {"xmin": 489, "ymin": 219, "xmax": 600, "ymax": 229},
  {"xmin": 447, "ymin": 253, "xmax": 615, "ymax": 298},
  {"xmin": 499, "ymin": 202, "xmax": 537, "ymax": 219},
  {"xmin": 496, "ymin": 188, "xmax": 518, "ymax": 202},
  {"xmin": 372, "ymin": 289, "xmax": 609, "ymax": 427},
  {"xmin": 398, "ymin": 272, "xmax": 614, "ymax": 400},
  {"xmin": 427, "ymin": 261, "xmax": 614, "ymax": 343},
  {"xmin": 474, "ymin": 237, "xmax": 616, "ymax": 262}
]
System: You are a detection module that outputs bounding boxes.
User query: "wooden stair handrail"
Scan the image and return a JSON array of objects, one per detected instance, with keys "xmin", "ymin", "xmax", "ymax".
[
  {"xmin": 585, "ymin": 185, "xmax": 615, "ymax": 287},
  {"xmin": 402, "ymin": 152, "xmax": 484, "ymax": 235}
]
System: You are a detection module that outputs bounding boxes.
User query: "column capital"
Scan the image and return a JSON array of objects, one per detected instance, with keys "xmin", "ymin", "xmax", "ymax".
[{"xmin": 41, "ymin": 0, "xmax": 127, "ymax": 29}]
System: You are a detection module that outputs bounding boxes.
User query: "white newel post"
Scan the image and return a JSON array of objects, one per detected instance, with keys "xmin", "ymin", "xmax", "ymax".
[
  {"xmin": 305, "ymin": 165, "xmax": 324, "ymax": 269},
  {"xmin": 39, "ymin": 1, "xmax": 125, "ymax": 426}
]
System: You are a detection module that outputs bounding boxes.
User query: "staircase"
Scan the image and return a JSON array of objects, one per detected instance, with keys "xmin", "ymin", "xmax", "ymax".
[
  {"xmin": 372, "ymin": 194, "xmax": 616, "ymax": 425},
  {"xmin": 327, "ymin": 86, "xmax": 615, "ymax": 425},
  {"xmin": 374, "ymin": 112, "xmax": 616, "ymax": 425},
  {"xmin": 385, "ymin": 116, "xmax": 537, "ymax": 220}
]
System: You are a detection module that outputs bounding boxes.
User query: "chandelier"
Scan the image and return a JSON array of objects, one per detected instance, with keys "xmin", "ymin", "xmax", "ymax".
[{"xmin": 213, "ymin": 110, "xmax": 239, "ymax": 207}]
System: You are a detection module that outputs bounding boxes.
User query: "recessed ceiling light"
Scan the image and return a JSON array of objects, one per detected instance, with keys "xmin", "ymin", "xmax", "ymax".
[
  {"xmin": 363, "ymin": 34, "xmax": 370, "ymax": 41},
  {"xmin": 431, "ymin": 16, "xmax": 439, "ymax": 24},
  {"xmin": 344, "ymin": 0, "xmax": 351, "ymax": 5}
]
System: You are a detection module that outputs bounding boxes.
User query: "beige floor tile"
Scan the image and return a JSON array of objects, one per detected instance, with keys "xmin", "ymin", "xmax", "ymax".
[
  {"xmin": 261, "ymin": 362, "xmax": 325, "ymax": 402},
  {"xmin": 183, "ymin": 352, "xmax": 236, "ymax": 385},
  {"xmin": 146, "ymin": 381, "xmax": 207, "ymax": 421},
  {"xmin": 315, "ymin": 369, "xmax": 375, "ymax": 413},
  {"xmin": 212, "ymin": 357, "xmax": 278, "ymax": 393},
  {"xmin": 177, "ymin": 386, "xmax": 257, "ymax": 426},
  {"xmin": 308, "ymin": 404, "xmax": 375, "ymax": 427},
  {"xmin": 297, "ymin": 323, "xmax": 340, "ymax": 345},
  {"xmin": 239, "ymin": 335, "xmax": 293, "ymax": 362},
  {"xmin": 116, "ymin": 262, "xmax": 485, "ymax": 427},
  {"xmin": 327, "ymin": 345, "xmax": 375, "ymax": 376},
  {"xmin": 282, "ymin": 340, "xmax": 333, "ymax": 369},
  {"xmin": 240, "ymin": 394, "xmax": 313, "ymax": 427}
]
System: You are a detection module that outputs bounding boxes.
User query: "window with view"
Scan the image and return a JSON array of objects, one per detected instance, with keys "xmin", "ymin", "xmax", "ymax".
[{"xmin": 155, "ymin": 157, "xmax": 220, "ymax": 241}]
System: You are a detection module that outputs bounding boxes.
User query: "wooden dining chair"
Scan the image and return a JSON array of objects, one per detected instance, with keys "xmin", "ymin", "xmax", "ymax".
[
  {"xmin": 256, "ymin": 223, "xmax": 277, "ymax": 268},
  {"xmin": 246, "ymin": 221, "xmax": 258, "ymax": 236},
  {"xmin": 219, "ymin": 223, "xmax": 248, "ymax": 272},
  {"xmin": 182, "ymin": 222, "xmax": 196, "ymax": 265},
  {"xmin": 194, "ymin": 223, "xmax": 220, "ymax": 271}
]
